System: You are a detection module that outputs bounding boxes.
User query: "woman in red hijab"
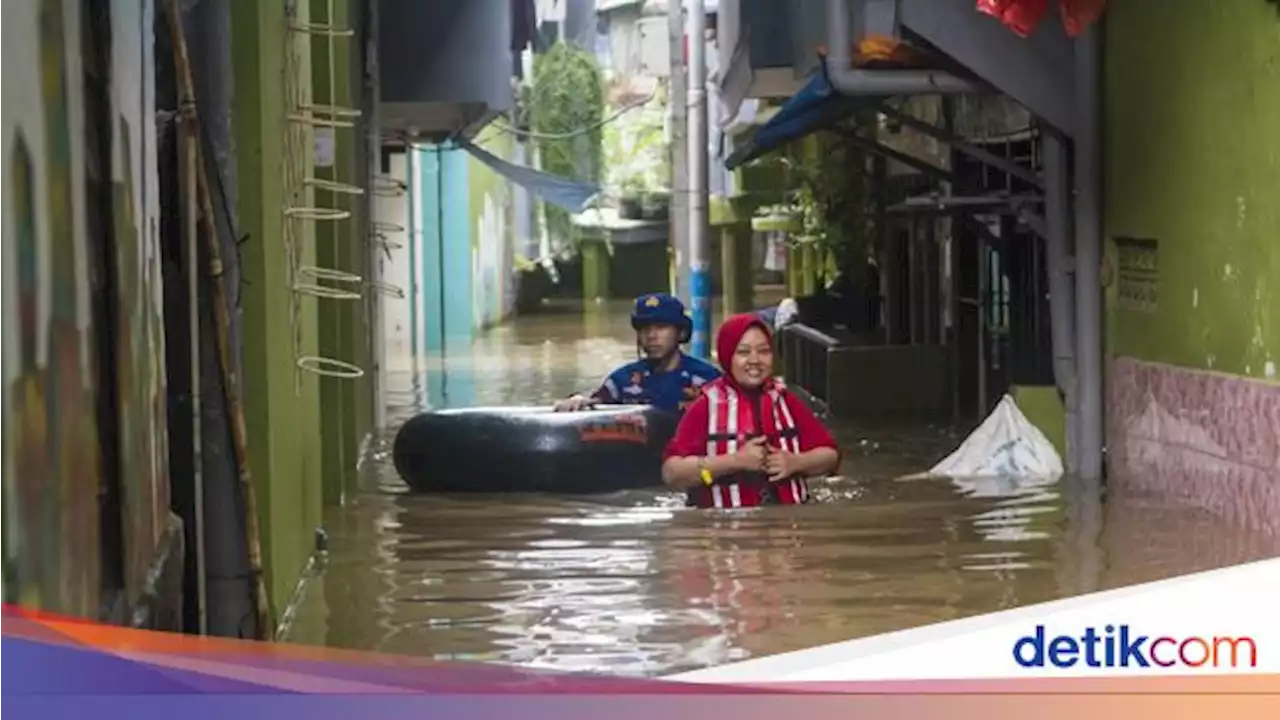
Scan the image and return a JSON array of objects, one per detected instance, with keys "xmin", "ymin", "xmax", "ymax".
[{"xmin": 661, "ymin": 313, "xmax": 841, "ymax": 509}]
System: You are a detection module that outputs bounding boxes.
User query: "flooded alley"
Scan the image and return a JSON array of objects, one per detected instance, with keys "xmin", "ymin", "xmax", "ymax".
[{"xmin": 280, "ymin": 303, "xmax": 1278, "ymax": 677}]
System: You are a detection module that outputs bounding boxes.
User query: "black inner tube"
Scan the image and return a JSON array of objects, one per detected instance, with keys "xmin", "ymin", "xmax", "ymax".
[{"xmin": 393, "ymin": 405, "xmax": 681, "ymax": 495}]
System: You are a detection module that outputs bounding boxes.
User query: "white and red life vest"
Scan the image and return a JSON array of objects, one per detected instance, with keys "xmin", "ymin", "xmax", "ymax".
[{"xmin": 688, "ymin": 380, "xmax": 810, "ymax": 509}]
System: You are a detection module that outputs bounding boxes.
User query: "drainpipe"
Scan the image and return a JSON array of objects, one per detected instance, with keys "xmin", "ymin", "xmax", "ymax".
[
  {"xmin": 1043, "ymin": 131, "xmax": 1078, "ymax": 473},
  {"xmin": 368, "ymin": 0, "xmax": 387, "ymax": 437},
  {"xmin": 688, "ymin": 0, "xmax": 711, "ymax": 359},
  {"xmin": 824, "ymin": 0, "xmax": 984, "ymax": 96},
  {"xmin": 1073, "ymin": 27, "xmax": 1104, "ymax": 481}
]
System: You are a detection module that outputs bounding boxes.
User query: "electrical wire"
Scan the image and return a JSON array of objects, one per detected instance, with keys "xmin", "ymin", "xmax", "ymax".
[{"xmin": 489, "ymin": 91, "xmax": 657, "ymax": 141}]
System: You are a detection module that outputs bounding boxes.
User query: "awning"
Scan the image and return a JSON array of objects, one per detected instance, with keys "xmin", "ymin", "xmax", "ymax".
[
  {"xmin": 458, "ymin": 138, "xmax": 602, "ymax": 213},
  {"xmin": 723, "ymin": 67, "xmax": 883, "ymax": 170}
]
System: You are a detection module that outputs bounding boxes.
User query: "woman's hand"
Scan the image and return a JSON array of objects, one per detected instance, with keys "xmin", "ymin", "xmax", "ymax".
[
  {"xmin": 731, "ymin": 435, "xmax": 768, "ymax": 472},
  {"xmin": 765, "ymin": 446, "xmax": 840, "ymax": 481},
  {"xmin": 763, "ymin": 450, "xmax": 793, "ymax": 481}
]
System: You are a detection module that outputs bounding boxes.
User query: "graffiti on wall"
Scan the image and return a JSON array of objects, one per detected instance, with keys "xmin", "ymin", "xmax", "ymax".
[
  {"xmin": 469, "ymin": 130, "xmax": 518, "ymax": 332},
  {"xmin": 2, "ymin": 0, "xmax": 170, "ymax": 616},
  {"xmin": 474, "ymin": 192, "xmax": 508, "ymax": 330},
  {"xmin": 2, "ymin": 0, "xmax": 102, "ymax": 615},
  {"xmin": 109, "ymin": 0, "xmax": 170, "ymax": 608}
]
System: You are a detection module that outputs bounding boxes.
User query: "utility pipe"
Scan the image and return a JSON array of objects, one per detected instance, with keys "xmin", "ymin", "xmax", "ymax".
[
  {"xmin": 824, "ymin": 0, "xmax": 985, "ymax": 96},
  {"xmin": 368, "ymin": 0, "xmax": 388, "ymax": 436},
  {"xmin": 1073, "ymin": 27, "xmax": 1104, "ymax": 481},
  {"xmin": 668, "ymin": 0, "xmax": 690, "ymax": 305},
  {"xmin": 687, "ymin": 0, "xmax": 711, "ymax": 359}
]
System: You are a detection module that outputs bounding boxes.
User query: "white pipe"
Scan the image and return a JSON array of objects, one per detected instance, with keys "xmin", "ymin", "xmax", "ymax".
[
  {"xmin": 687, "ymin": 0, "xmax": 711, "ymax": 358},
  {"xmin": 824, "ymin": 0, "xmax": 984, "ymax": 96},
  {"xmin": 668, "ymin": 0, "xmax": 689, "ymax": 304},
  {"xmin": 369, "ymin": 0, "xmax": 387, "ymax": 435}
]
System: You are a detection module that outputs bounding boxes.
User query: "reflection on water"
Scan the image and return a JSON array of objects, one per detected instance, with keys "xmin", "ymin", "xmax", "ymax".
[{"xmin": 285, "ymin": 301, "xmax": 1279, "ymax": 676}]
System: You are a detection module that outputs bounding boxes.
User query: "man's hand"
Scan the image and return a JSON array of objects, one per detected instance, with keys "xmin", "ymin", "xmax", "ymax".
[
  {"xmin": 764, "ymin": 449, "xmax": 794, "ymax": 482},
  {"xmin": 732, "ymin": 435, "xmax": 768, "ymax": 472},
  {"xmin": 553, "ymin": 394, "xmax": 596, "ymax": 412}
]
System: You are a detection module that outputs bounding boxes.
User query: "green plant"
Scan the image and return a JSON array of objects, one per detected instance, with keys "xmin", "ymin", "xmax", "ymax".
[
  {"xmin": 620, "ymin": 175, "xmax": 647, "ymax": 196},
  {"xmin": 526, "ymin": 43, "xmax": 606, "ymax": 247},
  {"xmin": 779, "ymin": 124, "xmax": 877, "ymax": 284}
]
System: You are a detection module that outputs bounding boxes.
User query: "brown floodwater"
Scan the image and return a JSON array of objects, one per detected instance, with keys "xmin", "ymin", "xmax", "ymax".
[{"xmin": 280, "ymin": 301, "xmax": 1278, "ymax": 676}]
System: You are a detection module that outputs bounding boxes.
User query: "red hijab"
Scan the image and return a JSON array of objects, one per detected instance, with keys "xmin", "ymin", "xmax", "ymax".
[
  {"xmin": 665, "ymin": 313, "xmax": 839, "ymax": 462},
  {"xmin": 714, "ymin": 313, "xmax": 776, "ymax": 392}
]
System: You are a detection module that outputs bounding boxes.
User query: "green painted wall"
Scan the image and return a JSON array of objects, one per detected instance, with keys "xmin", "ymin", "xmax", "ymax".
[
  {"xmin": 311, "ymin": 0, "xmax": 372, "ymax": 507},
  {"xmin": 1010, "ymin": 385, "xmax": 1067, "ymax": 461},
  {"xmin": 1104, "ymin": 0, "xmax": 1280, "ymax": 380},
  {"xmin": 232, "ymin": 0, "xmax": 326, "ymax": 623}
]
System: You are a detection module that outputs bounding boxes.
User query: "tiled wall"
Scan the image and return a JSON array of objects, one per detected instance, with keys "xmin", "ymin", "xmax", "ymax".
[{"xmin": 1107, "ymin": 356, "xmax": 1280, "ymax": 538}]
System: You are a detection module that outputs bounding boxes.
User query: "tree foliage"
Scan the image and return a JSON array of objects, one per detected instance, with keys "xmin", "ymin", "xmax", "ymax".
[
  {"xmin": 781, "ymin": 126, "xmax": 876, "ymax": 281},
  {"xmin": 526, "ymin": 42, "xmax": 606, "ymax": 248}
]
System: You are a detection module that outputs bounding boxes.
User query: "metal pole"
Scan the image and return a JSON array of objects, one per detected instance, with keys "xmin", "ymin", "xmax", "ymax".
[
  {"xmin": 1073, "ymin": 27, "xmax": 1104, "ymax": 481},
  {"xmin": 368, "ymin": 0, "xmax": 387, "ymax": 436},
  {"xmin": 977, "ymin": 233, "xmax": 988, "ymax": 421},
  {"xmin": 1043, "ymin": 131, "xmax": 1078, "ymax": 473},
  {"xmin": 668, "ymin": 0, "xmax": 689, "ymax": 303},
  {"xmin": 687, "ymin": 0, "xmax": 711, "ymax": 358},
  {"xmin": 178, "ymin": 91, "xmax": 207, "ymax": 636}
]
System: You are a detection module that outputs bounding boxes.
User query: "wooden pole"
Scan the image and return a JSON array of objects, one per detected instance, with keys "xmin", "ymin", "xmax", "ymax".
[{"xmin": 162, "ymin": 0, "xmax": 271, "ymax": 640}]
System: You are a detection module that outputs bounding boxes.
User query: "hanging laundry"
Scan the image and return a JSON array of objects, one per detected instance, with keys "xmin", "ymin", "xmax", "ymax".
[
  {"xmin": 975, "ymin": 0, "xmax": 1018, "ymax": 20},
  {"xmin": 1000, "ymin": 0, "xmax": 1052, "ymax": 37},
  {"xmin": 977, "ymin": 0, "xmax": 1107, "ymax": 38}
]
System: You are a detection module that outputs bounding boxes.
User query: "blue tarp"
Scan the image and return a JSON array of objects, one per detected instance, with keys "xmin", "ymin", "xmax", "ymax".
[
  {"xmin": 724, "ymin": 67, "xmax": 877, "ymax": 170},
  {"xmin": 457, "ymin": 138, "xmax": 602, "ymax": 214}
]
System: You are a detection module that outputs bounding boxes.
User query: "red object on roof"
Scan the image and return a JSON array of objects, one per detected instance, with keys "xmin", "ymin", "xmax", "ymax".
[
  {"xmin": 976, "ymin": 0, "xmax": 1049, "ymax": 37},
  {"xmin": 1059, "ymin": 0, "xmax": 1108, "ymax": 37},
  {"xmin": 976, "ymin": 0, "xmax": 1107, "ymax": 38},
  {"xmin": 975, "ymin": 0, "xmax": 1017, "ymax": 21}
]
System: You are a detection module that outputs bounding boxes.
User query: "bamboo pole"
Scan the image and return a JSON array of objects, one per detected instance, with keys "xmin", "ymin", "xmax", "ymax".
[
  {"xmin": 162, "ymin": 0, "xmax": 271, "ymax": 640},
  {"xmin": 178, "ymin": 77, "xmax": 208, "ymax": 636}
]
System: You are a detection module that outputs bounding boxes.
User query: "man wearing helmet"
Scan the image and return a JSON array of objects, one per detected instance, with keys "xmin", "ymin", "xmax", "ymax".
[{"xmin": 553, "ymin": 293, "xmax": 721, "ymax": 414}]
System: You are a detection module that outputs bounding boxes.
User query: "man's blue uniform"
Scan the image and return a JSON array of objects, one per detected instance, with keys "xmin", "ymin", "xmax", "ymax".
[
  {"xmin": 592, "ymin": 354, "xmax": 721, "ymax": 413},
  {"xmin": 581, "ymin": 292, "xmax": 722, "ymax": 414}
]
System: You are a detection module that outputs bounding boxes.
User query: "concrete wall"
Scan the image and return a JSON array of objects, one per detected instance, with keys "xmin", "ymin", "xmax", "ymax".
[
  {"xmin": 407, "ymin": 128, "xmax": 520, "ymax": 354},
  {"xmin": 2, "ymin": 0, "xmax": 177, "ymax": 618},
  {"xmin": 469, "ymin": 127, "xmax": 520, "ymax": 331},
  {"xmin": 411, "ymin": 142, "xmax": 474, "ymax": 352},
  {"xmin": 826, "ymin": 345, "xmax": 953, "ymax": 420},
  {"xmin": 376, "ymin": 152, "xmax": 413, "ymax": 373},
  {"xmin": 1103, "ymin": 0, "xmax": 1280, "ymax": 536}
]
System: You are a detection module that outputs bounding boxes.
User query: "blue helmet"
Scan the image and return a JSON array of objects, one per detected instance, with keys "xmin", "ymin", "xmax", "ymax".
[{"xmin": 631, "ymin": 292, "xmax": 692, "ymax": 343}]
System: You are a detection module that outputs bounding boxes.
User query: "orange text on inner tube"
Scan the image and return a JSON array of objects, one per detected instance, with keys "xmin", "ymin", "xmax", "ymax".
[{"xmin": 579, "ymin": 415, "xmax": 648, "ymax": 445}]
